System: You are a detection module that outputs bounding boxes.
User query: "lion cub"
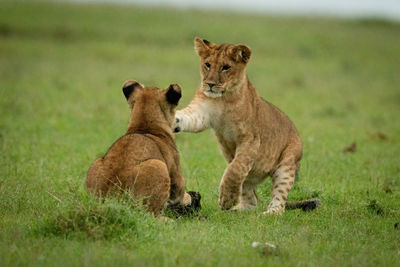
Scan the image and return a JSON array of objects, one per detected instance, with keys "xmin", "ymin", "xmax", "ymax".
[
  {"xmin": 86, "ymin": 81, "xmax": 197, "ymax": 215},
  {"xmin": 174, "ymin": 38, "xmax": 319, "ymax": 215}
]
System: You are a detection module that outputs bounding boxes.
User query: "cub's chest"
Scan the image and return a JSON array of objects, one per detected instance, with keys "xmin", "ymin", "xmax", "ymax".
[
  {"xmin": 213, "ymin": 124, "xmax": 237, "ymax": 143},
  {"xmin": 210, "ymin": 114, "xmax": 241, "ymax": 143},
  {"xmin": 205, "ymin": 101, "xmax": 246, "ymax": 143}
]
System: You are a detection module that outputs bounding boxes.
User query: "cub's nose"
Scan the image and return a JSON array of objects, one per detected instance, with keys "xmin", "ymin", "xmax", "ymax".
[{"xmin": 207, "ymin": 82, "xmax": 216, "ymax": 89}]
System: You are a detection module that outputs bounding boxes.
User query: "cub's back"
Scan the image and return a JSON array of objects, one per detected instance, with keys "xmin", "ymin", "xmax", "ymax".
[
  {"xmin": 103, "ymin": 134, "xmax": 165, "ymax": 172},
  {"xmin": 86, "ymin": 134, "xmax": 166, "ymax": 194},
  {"xmin": 257, "ymin": 97, "xmax": 301, "ymax": 150},
  {"xmin": 259, "ymin": 98, "xmax": 299, "ymax": 135}
]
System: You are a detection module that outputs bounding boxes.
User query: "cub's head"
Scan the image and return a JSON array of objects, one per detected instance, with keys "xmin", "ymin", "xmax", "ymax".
[
  {"xmin": 194, "ymin": 37, "xmax": 251, "ymax": 98},
  {"xmin": 122, "ymin": 80, "xmax": 182, "ymax": 127}
]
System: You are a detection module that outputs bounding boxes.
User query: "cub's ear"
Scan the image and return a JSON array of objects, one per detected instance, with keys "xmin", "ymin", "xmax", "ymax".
[
  {"xmin": 194, "ymin": 37, "xmax": 214, "ymax": 57},
  {"xmin": 229, "ymin": 44, "xmax": 252, "ymax": 64},
  {"xmin": 122, "ymin": 80, "xmax": 143, "ymax": 100},
  {"xmin": 166, "ymin": 83, "xmax": 182, "ymax": 105}
]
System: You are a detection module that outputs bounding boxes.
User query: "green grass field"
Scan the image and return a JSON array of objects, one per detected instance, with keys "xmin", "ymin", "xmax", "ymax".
[{"xmin": 1, "ymin": 1, "xmax": 400, "ymax": 266}]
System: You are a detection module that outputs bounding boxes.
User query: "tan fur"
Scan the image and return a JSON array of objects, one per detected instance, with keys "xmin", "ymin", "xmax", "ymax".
[
  {"xmin": 174, "ymin": 38, "xmax": 306, "ymax": 214},
  {"xmin": 86, "ymin": 81, "xmax": 191, "ymax": 215}
]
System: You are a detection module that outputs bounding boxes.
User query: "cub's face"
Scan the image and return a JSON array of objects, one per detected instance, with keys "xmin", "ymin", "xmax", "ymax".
[
  {"xmin": 122, "ymin": 81, "xmax": 182, "ymax": 127},
  {"xmin": 194, "ymin": 37, "xmax": 251, "ymax": 98}
]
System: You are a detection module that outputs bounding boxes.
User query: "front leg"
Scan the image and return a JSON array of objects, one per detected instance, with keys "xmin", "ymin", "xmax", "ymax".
[
  {"xmin": 219, "ymin": 137, "xmax": 260, "ymax": 210},
  {"xmin": 174, "ymin": 99, "xmax": 209, "ymax": 133}
]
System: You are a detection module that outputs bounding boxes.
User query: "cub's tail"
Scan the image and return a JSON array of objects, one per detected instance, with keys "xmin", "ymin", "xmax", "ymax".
[{"xmin": 285, "ymin": 198, "xmax": 321, "ymax": 211}]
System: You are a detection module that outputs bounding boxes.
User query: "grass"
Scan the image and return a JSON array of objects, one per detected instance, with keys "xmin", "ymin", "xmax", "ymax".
[{"xmin": 1, "ymin": 1, "xmax": 400, "ymax": 266}]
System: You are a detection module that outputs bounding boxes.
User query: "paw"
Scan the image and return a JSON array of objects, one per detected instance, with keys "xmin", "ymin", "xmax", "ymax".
[
  {"xmin": 219, "ymin": 184, "xmax": 240, "ymax": 210},
  {"xmin": 231, "ymin": 202, "xmax": 256, "ymax": 211},
  {"xmin": 219, "ymin": 196, "xmax": 236, "ymax": 210},
  {"xmin": 219, "ymin": 192, "xmax": 239, "ymax": 210},
  {"xmin": 173, "ymin": 117, "xmax": 182, "ymax": 132},
  {"xmin": 165, "ymin": 191, "xmax": 201, "ymax": 217},
  {"xmin": 263, "ymin": 202, "xmax": 285, "ymax": 215},
  {"xmin": 181, "ymin": 192, "xmax": 192, "ymax": 206}
]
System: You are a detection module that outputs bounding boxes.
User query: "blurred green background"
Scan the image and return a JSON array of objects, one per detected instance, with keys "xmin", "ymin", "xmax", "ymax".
[{"xmin": 0, "ymin": 1, "xmax": 399, "ymax": 266}]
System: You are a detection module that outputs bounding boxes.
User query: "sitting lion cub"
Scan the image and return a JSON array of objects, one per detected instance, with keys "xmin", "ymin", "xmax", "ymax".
[
  {"xmin": 174, "ymin": 38, "xmax": 320, "ymax": 215},
  {"xmin": 86, "ymin": 81, "xmax": 200, "ymax": 215}
]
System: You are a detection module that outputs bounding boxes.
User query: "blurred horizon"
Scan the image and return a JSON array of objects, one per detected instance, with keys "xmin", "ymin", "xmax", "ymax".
[{"xmin": 66, "ymin": 0, "xmax": 400, "ymax": 22}]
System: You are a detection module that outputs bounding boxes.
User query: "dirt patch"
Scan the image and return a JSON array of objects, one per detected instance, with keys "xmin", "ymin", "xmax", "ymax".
[{"xmin": 342, "ymin": 142, "xmax": 356, "ymax": 153}]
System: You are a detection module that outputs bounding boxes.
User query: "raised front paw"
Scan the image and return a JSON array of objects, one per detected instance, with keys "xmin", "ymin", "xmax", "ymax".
[{"xmin": 173, "ymin": 117, "xmax": 182, "ymax": 133}]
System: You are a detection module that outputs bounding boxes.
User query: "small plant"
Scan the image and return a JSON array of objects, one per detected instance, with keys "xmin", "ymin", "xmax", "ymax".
[{"xmin": 37, "ymin": 191, "xmax": 151, "ymax": 241}]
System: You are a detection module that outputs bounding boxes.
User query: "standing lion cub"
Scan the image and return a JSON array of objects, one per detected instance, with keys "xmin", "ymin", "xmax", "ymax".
[
  {"xmin": 174, "ymin": 38, "xmax": 319, "ymax": 214},
  {"xmin": 86, "ymin": 81, "xmax": 200, "ymax": 215}
]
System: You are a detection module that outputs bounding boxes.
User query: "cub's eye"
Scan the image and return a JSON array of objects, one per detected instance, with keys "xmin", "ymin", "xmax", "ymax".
[
  {"xmin": 222, "ymin": 65, "xmax": 231, "ymax": 71},
  {"xmin": 205, "ymin": 62, "xmax": 211, "ymax": 69}
]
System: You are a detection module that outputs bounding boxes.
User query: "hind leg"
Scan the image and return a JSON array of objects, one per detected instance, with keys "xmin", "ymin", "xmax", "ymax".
[
  {"xmin": 263, "ymin": 159, "xmax": 297, "ymax": 215},
  {"xmin": 86, "ymin": 158, "xmax": 109, "ymax": 196},
  {"xmin": 133, "ymin": 160, "xmax": 170, "ymax": 215},
  {"xmin": 231, "ymin": 176, "xmax": 261, "ymax": 211}
]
